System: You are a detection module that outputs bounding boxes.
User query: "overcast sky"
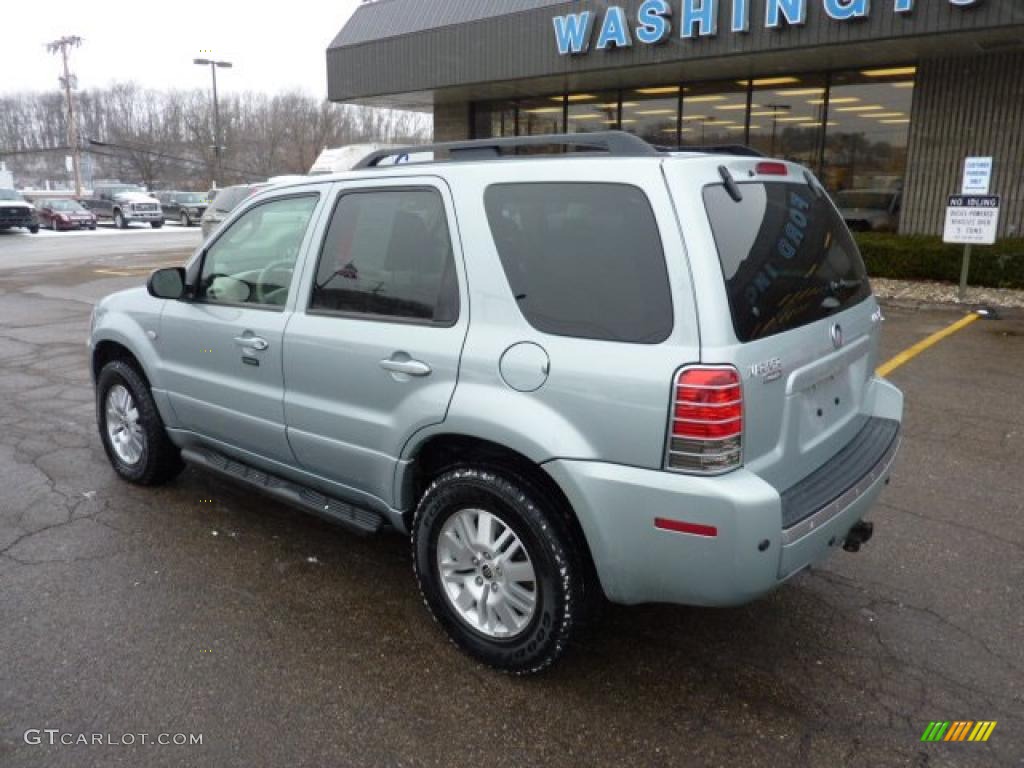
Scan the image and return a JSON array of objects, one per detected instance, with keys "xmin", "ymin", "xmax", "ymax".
[{"xmin": 1, "ymin": 0, "xmax": 361, "ymax": 97}]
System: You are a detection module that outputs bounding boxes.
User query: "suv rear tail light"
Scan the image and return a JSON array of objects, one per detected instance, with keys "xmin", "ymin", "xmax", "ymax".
[{"xmin": 665, "ymin": 366, "xmax": 743, "ymax": 474}]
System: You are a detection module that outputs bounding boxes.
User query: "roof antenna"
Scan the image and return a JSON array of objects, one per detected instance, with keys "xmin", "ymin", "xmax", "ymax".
[{"xmin": 718, "ymin": 165, "xmax": 743, "ymax": 203}]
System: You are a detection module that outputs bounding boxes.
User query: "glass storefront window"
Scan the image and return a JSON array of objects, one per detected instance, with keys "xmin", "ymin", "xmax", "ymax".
[
  {"xmin": 822, "ymin": 68, "xmax": 915, "ymax": 196},
  {"xmin": 517, "ymin": 97, "xmax": 564, "ymax": 136},
  {"xmin": 746, "ymin": 76, "xmax": 827, "ymax": 166},
  {"xmin": 681, "ymin": 81, "xmax": 749, "ymax": 147},
  {"xmin": 621, "ymin": 87, "xmax": 680, "ymax": 145},
  {"xmin": 473, "ymin": 100, "xmax": 516, "ymax": 139},
  {"xmin": 566, "ymin": 92, "xmax": 620, "ymax": 134},
  {"xmin": 469, "ymin": 67, "xmax": 914, "ymax": 197}
]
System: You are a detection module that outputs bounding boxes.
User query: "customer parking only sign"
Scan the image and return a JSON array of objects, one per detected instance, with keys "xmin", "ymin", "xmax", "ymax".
[{"xmin": 943, "ymin": 195, "xmax": 1001, "ymax": 246}]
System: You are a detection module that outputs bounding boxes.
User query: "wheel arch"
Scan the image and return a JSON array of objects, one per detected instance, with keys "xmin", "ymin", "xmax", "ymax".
[
  {"xmin": 399, "ymin": 433, "xmax": 601, "ymax": 595},
  {"xmin": 92, "ymin": 339, "xmax": 148, "ymax": 385}
]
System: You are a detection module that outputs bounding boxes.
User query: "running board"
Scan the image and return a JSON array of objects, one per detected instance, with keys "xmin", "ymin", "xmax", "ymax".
[{"xmin": 181, "ymin": 447, "xmax": 384, "ymax": 535}]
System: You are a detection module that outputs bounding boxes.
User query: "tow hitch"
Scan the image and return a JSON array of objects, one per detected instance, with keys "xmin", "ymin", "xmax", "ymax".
[{"xmin": 843, "ymin": 521, "xmax": 874, "ymax": 553}]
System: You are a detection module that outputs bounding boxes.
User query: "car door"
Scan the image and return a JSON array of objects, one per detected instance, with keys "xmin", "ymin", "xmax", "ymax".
[
  {"xmin": 159, "ymin": 188, "xmax": 324, "ymax": 465},
  {"xmin": 284, "ymin": 178, "xmax": 468, "ymax": 507}
]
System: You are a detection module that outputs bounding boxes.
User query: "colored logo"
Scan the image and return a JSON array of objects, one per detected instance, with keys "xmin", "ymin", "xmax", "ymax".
[{"xmin": 921, "ymin": 721, "xmax": 997, "ymax": 742}]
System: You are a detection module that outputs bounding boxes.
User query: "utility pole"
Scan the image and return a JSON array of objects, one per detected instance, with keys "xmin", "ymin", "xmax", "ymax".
[
  {"xmin": 46, "ymin": 36, "xmax": 84, "ymax": 198},
  {"xmin": 194, "ymin": 58, "xmax": 233, "ymax": 188}
]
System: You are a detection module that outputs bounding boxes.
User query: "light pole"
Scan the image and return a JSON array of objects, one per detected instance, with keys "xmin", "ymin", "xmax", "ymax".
[
  {"xmin": 762, "ymin": 104, "xmax": 792, "ymax": 156},
  {"xmin": 194, "ymin": 58, "xmax": 232, "ymax": 187},
  {"xmin": 47, "ymin": 36, "xmax": 84, "ymax": 197}
]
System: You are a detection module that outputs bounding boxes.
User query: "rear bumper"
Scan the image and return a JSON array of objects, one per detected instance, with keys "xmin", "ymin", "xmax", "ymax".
[{"xmin": 545, "ymin": 377, "xmax": 902, "ymax": 607}]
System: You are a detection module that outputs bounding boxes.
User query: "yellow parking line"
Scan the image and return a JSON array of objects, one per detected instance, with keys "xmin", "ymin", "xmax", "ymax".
[
  {"xmin": 93, "ymin": 263, "xmax": 180, "ymax": 277},
  {"xmin": 877, "ymin": 313, "xmax": 980, "ymax": 377}
]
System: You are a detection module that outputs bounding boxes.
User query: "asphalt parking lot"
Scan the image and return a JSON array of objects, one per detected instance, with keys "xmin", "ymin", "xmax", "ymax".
[{"xmin": 1, "ymin": 230, "xmax": 1021, "ymax": 767}]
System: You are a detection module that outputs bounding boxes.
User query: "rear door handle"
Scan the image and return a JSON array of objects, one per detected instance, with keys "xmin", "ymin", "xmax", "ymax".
[
  {"xmin": 234, "ymin": 335, "xmax": 269, "ymax": 351},
  {"xmin": 379, "ymin": 358, "xmax": 432, "ymax": 377}
]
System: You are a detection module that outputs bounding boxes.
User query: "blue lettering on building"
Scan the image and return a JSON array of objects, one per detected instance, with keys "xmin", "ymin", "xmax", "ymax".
[
  {"xmin": 637, "ymin": 0, "xmax": 674, "ymax": 44},
  {"xmin": 823, "ymin": 0, "xmax": 871, "ymax": 21},
  {"xmin": 597, "ymin": 6, "xmax": 633, "ymax": 49},
  {"xmin": 553, "ymin": 0, "xmax": 982, "ymax": 55},
  {"xmin": 681, "ymin": 0, "xmax": 719, "ymax": 38},
  {"xmin": 766, "ymin": 0, "xmax": 807, "ymax": 28},
  {"xmin": 553, "ymin": 11, "xmax": 596, "ymax": 56}
]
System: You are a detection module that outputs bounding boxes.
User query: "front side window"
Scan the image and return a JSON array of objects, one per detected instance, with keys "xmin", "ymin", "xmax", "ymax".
[
  {"xmin": 310, "ymin": 188, "xmax": 459, "ymax": 325},
  {"xmin": 198, "ymin": 195, "xmax": 318, "ymax": 308},
  {"xmin": 484, "ymin": 183, "xmax": 673, "ymax": 344}
]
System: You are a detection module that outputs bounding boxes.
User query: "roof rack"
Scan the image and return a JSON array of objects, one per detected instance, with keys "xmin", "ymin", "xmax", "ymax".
[
  {"xmin": 353, "ymin": 131, "xmax": 662, "ymax": 169},
  {"xmin": 662, "ymin": 144, "xmax": 765, "ymax": 158}
]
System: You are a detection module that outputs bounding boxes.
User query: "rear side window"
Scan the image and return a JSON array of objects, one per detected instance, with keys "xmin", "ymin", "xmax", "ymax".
[
  {"xmin": 704, "ymin": 182, "xmax": 871, "ymax": 343},
  {"xmin": 310, "ymin": 188, "xmax": 459, "ymax": 325},
  {"xmin": 484, "ymin": 183, "xmax": 673, "ymax": 344}
]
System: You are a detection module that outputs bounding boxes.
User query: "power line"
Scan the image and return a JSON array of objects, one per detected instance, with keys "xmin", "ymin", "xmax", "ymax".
[{"xmin": 88, "ymin": 138, "xmax": 264, "ymax": 178}]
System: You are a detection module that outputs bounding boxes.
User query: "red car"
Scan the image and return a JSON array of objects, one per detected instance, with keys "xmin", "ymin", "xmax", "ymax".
[{"xmin": 36, "ymin": 199, "xmax": 97, "ymax": 231}]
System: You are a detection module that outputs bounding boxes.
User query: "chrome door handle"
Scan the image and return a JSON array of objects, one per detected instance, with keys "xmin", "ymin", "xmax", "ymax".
[
  {"xmin": 379, "ymin": 358, "xmax": 432, "ymax": 377},
  {"xmin": 234, "ymin": 335, "xmax": 269, "ymax": 351}
]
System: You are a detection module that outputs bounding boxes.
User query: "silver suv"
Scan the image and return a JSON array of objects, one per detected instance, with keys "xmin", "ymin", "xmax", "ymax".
[{"xmin": 90, "ymin": 133, "xmax": 902, "ymax": 674}]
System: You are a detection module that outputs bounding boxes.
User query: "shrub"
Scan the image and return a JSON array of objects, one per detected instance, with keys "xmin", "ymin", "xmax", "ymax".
[{"xmin": 854, "ymin": 234, "xmax": 1024, "ymax": 290}]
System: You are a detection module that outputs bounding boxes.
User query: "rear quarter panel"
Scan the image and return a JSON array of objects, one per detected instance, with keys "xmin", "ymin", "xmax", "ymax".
[{"xmin": 418, "ymin": 158, "xmax": 701, "ymax": 470}]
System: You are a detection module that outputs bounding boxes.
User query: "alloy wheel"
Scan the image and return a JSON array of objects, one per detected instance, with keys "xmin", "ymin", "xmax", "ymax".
[
  {"xmin": 105, "ymin": 384, "xmax": 145, "ymax": 465},
  {"xmin": 436, "ymin": 508, "xmax": 538, "ymax": 639}
]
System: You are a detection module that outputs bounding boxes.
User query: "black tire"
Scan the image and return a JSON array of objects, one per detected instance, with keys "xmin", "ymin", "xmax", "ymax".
[
  {"xmin": 413, "ymin": 466, "xmax": 587, "ymax": 675},
  {"xmin": 96, "ymin": 360, "xmax": 184, "ymax": 486},
  {"xmin": 151, "ymin": 221, "xmax": 164, "ymax": 229},
  {"xmin": 29, "ymin": 224, "xmax": 39, "ymax": 234}
]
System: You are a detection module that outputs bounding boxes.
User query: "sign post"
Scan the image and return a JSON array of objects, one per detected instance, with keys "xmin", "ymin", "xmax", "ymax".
[
  {"xmin": 943, "ymin": 194, "xmax": 1000, "ymax": 301},
  {"xmin": 943, "ymin": 157, "xmax": 998, "ymax": 301},
  {"xmin": 961, "ymin": 157, "xmax": 993, "ymax": 195}
]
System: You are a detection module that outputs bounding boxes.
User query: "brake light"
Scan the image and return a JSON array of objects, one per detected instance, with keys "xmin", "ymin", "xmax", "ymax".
[
  {"xmin": 755, "ymin": 161, "xmax": 789, "ymax": 176},
  {"xmin": 665, "ymin": 366, "xmax": 743, "ymax": 474}
]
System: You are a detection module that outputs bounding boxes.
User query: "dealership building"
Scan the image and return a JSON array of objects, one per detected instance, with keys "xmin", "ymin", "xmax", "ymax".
[{"xmin": 328, "ymin": 0, "xmax": 1024, "ymax": 237}]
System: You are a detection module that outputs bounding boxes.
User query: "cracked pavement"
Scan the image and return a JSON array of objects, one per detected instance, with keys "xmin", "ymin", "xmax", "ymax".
[{"xmin": 0, "ymin": 230, "xmax": 1021, "ymax": 767}]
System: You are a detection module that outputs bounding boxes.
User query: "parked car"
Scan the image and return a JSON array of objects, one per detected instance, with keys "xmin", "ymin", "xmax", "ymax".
[
  {"xmin": 156, "ymin": 191, "xmax": 208, "ymax": 228},
  {"xmin": 835, "ymin": 189, "xmax": 902, "ymax": 232},
  {"xmin": 82, "ymin": 184, "xmax": 164, "ymax": 229},
  {"xmin": 0, "ymin": 188, "xmax": 39, "ymax": 233},
  {"xmin": 200, "ymin": 184, "xmax": 268, "ymax": 240},
  {"xmin": 35, "ymin": 198, "xmax": 98, "ymax": 231},
  {"xmin": 89, "ymin": 132, "xmax": 902, "ymax": 674}
]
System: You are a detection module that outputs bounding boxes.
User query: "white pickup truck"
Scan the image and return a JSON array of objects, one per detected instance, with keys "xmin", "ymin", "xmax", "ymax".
[{"xmin": 0, "ymin": 188, "xmax": 39, "ymax": 233}]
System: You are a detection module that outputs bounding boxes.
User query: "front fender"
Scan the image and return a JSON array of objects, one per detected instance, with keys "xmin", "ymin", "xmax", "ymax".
[{"xmin": 90, "ymin": 290, "xmax": 176, "ymax": 426}]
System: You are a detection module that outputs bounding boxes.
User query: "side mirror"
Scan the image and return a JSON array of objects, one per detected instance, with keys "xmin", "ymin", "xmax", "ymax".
[{"xmin": 147, "ymin": 267, "xmax": 186, "ymax": 300}]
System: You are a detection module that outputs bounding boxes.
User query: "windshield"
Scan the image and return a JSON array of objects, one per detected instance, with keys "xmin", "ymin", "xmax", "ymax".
[
  {"xmin": 49, "ymin": 200, "xmax": 85, "ymax": 212},
  {"xmin": 704, "ymin": 181, "xmax": 871, "ymax": 343},
  {"xmin": 104, "ymin": 185, "xmax": 146, "ymax": 196},
  {"xmin": 0, "ymin": 189, "xmax": 24, "ymax": 201},
  {"xmin": 834, "ymin": 191, "xmax": 896, "ymax": 211},
  {"xmin": 176, "ymin": 193, "xmax": 206, "ymax": 204}
]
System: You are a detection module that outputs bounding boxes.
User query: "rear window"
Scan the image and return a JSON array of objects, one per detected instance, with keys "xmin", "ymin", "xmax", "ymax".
[
  {"xmin": 484, "ymin": 183, "xmax": 673, "ymax": 344},
  {"xmin": 704, "ymin": 182, "xmax": 870, "ymax": 343},
  {"xmin": 211, "ymin": 187, "xmax": 248, "ymax": 213}
]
